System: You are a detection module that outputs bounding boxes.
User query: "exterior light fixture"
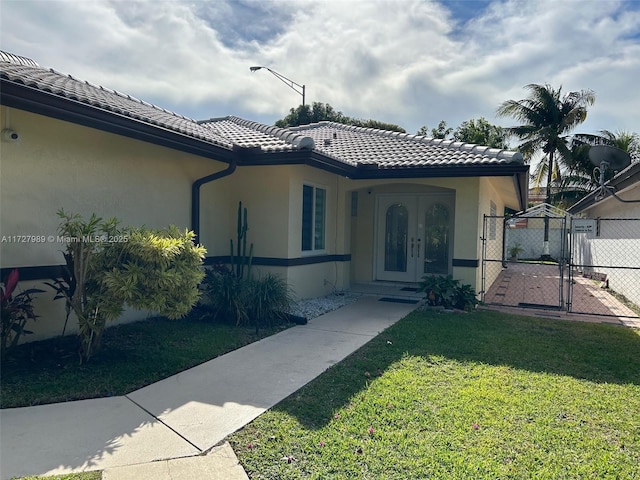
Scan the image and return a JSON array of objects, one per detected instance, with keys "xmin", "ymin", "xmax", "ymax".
[{"xmin": 250, "ymin": 66, "xmax": 306, "ymax": 106}]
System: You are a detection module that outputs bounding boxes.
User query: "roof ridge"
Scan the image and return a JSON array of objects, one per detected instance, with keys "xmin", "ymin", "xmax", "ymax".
[
  {"xmin": 226, "ymin": 116, "xmax": 315, "ymax": 150},
  {"xmin": 0, "ymin": 50, "xmax": 39, "ymax": 67}
]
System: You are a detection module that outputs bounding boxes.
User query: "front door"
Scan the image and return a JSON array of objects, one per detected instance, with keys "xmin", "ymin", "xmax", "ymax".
[{"xmin": 375, "ymin": 194, "xmax": 454, "ymax": 282}]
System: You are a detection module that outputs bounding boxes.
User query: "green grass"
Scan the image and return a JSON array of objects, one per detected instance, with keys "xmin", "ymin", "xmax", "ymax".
[
  {"xmin": 229, "ymin": 310, "xmax": 640, "ymax": 479},
  {"xmin": 1, "ymin": 315, "xmax": 290, "ymax": 408}
]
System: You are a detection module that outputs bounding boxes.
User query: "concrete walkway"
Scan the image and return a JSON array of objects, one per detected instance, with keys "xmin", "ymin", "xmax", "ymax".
[{"xmin": 0, "ymin": 296, "xmax": 419, "ymax": 480}]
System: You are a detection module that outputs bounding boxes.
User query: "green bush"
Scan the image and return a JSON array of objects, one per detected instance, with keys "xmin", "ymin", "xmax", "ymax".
[
  {"xmin": 198, "ymin": 201, "xmax": 292, "ymax": 333},
  {"xmin": 200, "ymin": 266, "xmax": 292, "ymax": 333},
  {"xmin": 419, "ymin": 274, "xmax": 478, "ymax": 311},
  {"xmin": 245, "ymin": 273, "xmax": 293, "ymax": 330},
  {"xmin": 200, "ymin": 264, "xmax": 248, "ymax": 326},
  {"xmin": 48, "ymin": 210, "xmax": 206, "ymax": 362}
]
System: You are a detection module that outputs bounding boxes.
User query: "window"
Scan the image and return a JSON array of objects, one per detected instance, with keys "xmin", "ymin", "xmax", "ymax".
[
  {"xmin": 351, "ymin": 191, "xmax": 358, "ymax": 217},
  {"xmin": 302, "ymin": 184, "xmax": 326, "ymax": 251},
  {"xmin": 489, "ymin": 201, "xmax": 497, "ymax": 240}
]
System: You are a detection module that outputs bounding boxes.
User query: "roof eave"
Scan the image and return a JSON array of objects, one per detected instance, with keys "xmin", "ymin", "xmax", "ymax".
[
  {"xmin": 0, "ymin": 79, "xmax": 236, "ymax": 163},
  {"xmin": 568, "ymin": 162, "xmax": 640, "ymax": 214}
]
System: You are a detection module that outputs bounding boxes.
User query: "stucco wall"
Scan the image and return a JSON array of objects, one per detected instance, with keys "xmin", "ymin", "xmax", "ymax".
[
  {"xmin": 348, "ymin": 178, "xmax": 482, "ymax": 289},
  {"xmin": 578, "ymin": 184, "xmax": 640, "ymax": 219},
  {"xmin": 0, "ymin": 106, "xmax": 230, "ymax": 341},
  {"xmin": 204, "ymin": 165, "xmax": 352, "ymax": 300}
]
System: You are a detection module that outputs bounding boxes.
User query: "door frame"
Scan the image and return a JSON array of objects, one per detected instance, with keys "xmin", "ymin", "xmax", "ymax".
[{"xmin": 374, "ymin": 193, "xmax": 455, "ymax": 282}]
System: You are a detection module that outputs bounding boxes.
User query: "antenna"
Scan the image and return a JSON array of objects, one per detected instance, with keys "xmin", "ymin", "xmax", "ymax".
[
  {"xmin": 587, "ymin": 145, "xmax": 639, "ymax": 203},
  {"xmin": 589, "ymin": 144, "xmax": 630, "ymax": 191}
]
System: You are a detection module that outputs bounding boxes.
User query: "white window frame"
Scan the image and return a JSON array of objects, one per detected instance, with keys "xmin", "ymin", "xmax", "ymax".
[{"xmin": 301, "ymin": 183, "xmax": 327, "ymax": 255}]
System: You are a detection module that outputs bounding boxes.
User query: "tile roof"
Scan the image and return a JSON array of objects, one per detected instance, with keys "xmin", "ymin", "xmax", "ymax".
[
  {"xmin": 198, "ymin": 116, "xmax": 314, "ymax": 153},
  {"xmin": 1, "ymin": 50, "xmax": 524, "ymax": 170},
  {"xmin": 288, "ymin": 121, "xmax": 524, "ymax": 168},
  {"xmin": 0, "ymin": 51, "xmax": 233, "ymax": 149}
]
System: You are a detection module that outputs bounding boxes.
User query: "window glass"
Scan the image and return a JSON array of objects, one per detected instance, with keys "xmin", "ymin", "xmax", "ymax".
[
  {"xmin": 424, "ymin": 203, "xmax": 450, "ymax": 274},
  {"xmin": 302, "ymin": 185, "xmax": 313, "ymax": 251},
  {"xmin": 314, "ymin": 188, "xmax": 326, "ymax": 250},
  {"xmin": 384, "ymin": 204, "xmax": 408, "ymax": 272},
  {"xmin": 302, "ymin": 185, "xmax": 326, "ymax": 252}
]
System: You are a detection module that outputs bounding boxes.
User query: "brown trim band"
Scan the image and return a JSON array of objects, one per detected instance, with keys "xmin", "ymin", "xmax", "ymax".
[{"xmin": 204, "ymin": 255, "xmax": 351, "ymax": 267}]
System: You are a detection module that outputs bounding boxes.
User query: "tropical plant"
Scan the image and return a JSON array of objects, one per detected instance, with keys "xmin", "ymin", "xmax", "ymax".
[
  {"xmin": 245, "ymin": 273, "xmax": 293, "ymax": 332},
  {"xmin": 47, "ymin": 210, "xmax": 206, "ymax": 362},
  {"xmin": 46, "ymin": 210, "xmax": 122, "ymax": 361},
  {"xmin": 496, "ymin": 84, "xmax": 595, "ymax": 256},
  {"xmin": 200, "ymin": 203, "xmax": 292, "ymax": 333},
  {"xmin": 419, "ymin": 275, "xmax": 478, "ymax": 311},
  {"xmin": 545, "ymin": 129, "xmax": 640, "ymax": 207},
  {"xmin": 200, "ymin": 264, "xmax": 248, "ymax": 325},
  {"xmin": 417, "ymin": 118, "xmax": 510, "ymax": 149},
  {"xmin": 1, "ymin": 269, "xmax": 44, "ymax": 355},
  {"xmin": 508, "ymin": 243, "xmax": 524, "ymax": 260}
]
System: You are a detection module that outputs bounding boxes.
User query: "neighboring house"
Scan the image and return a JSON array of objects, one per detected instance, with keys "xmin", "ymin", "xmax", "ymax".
[
  {"xmin": 568, "ymin": 161, "xmax": 640, "ymax": 219},
  {"xmin": 567, "ymin": 161, "xmax": 640, "ymax": 307},
  {"xmin": 0, "ymin": 50, "xmax": 528, "ymax": 341}
]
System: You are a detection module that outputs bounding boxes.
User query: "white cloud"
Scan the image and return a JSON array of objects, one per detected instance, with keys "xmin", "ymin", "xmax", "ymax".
[{"xmin": 1, "ymin": 0, "xmax": 638, "ymax": 136}]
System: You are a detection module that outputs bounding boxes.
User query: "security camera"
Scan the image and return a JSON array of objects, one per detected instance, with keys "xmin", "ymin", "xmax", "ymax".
[{"xmin": 2, "ymin": 129, "xmax": 19, "ymax": 142}]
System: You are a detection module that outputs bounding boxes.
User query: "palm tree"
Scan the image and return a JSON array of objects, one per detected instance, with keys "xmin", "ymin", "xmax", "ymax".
[
  {"xmin": 568, "ymin": 130, "xmax": 639, "ymax": 192},
  {"xmin": 497, "ymin": 84, "xmax": 595, "ymax": 257},
  {"xmin": 598, "ymin": 130, "xmax": 640, "ymax": 159}
]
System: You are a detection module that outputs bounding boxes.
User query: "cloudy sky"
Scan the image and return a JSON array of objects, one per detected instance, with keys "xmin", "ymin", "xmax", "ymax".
[{"xmin": 1, "ymin": 0, "xmax": 639, "ymax": 142}]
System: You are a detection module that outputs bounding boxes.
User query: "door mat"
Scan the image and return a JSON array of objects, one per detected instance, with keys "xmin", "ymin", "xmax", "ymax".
[
  {"xmin": 400, "ymin": 287, "xmax": 419, "ymax": 292},
  {"xmin": 379, "ymin": 297, "xmax": 420, "ymax": 304}
]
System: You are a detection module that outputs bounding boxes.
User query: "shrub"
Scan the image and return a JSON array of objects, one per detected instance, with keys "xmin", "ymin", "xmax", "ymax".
[
  {"xmin": 199, "ymin": 202, "xmax": 292, "ymax": 333},
  {"xmin": 48, "ymin": 210, "xmax": 206, "ymax": 362},
  {"xmin": 200, "ymin": 264, "xmax": 248, "ymax": 326},
  {"xmin": 419, "ymin": 274, "xmax": 478, "ymax": 311},
  {"xmin": 1, "ymin": 269, "xmax": 44, "ymax": 355},
  {"xmin": 245, "ymin": 273, "xmax": 293, "ymax": 331},
  {"xmin": 200, "ymin": 268, "xmax": 293, "ymax": 333}
]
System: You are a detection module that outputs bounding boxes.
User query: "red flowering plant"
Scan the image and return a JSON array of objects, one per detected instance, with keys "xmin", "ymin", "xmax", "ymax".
[{"xmin": 1, "ymin": 268, "xmax": 44, "ymax": 355}]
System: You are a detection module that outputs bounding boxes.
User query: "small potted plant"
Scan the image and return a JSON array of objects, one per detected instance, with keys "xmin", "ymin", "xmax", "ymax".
[{"xmin": 508, "ymin": 243, "xmax": 524, "ymax": 262}]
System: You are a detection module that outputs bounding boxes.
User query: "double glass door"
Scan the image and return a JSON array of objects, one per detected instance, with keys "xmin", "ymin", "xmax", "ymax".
[{"xmin": 376, "ymin": 194, "xmax": 454, "ymax": 282}]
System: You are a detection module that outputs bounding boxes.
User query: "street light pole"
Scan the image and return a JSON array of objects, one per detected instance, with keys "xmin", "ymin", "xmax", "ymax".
[{"xmin": 250, "ymin": 66, "xmax": 306, "ymax": 106}]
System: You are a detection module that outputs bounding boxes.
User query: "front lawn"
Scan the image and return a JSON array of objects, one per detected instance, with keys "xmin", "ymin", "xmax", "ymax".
[
  {"xmin": 229, "ymin": 310, "xmax": 640, "ymax": 479},
  {"xmin": 1, "ymin": 315, "xmax": 290, "ymax": 408}
]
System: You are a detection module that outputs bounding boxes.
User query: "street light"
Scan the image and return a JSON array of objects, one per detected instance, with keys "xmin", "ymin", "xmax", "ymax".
[{"xmin": 250, "ymin": 66, "xmax": 306, "ymax": 106}]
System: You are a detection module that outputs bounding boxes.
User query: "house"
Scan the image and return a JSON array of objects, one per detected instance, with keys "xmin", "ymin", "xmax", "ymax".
[
  {"xmin": 567, "ymin": 161, "xmax": 640, "ymax": 307},
  {"xmin": 567, "ymin": 161, "xmax": 640, "ymax": 219},
  {"xmin": 1, "ymin": 50, "xmax": 528, "ymax": 341}
]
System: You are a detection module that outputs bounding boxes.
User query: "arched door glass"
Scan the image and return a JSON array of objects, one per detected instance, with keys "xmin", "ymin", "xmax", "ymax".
[
  {"xmin": 385, "ymin": 204, "xmax": 408, "ymax": 272},
  {"xmin": 424, "ymin": 203, "xmax": 450, "ymax": 274}
]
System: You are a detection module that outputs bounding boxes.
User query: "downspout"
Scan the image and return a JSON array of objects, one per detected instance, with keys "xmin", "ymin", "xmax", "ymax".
[{"xmin": 191, "ymin": 159, "xmax": 237, "ymax": 242}]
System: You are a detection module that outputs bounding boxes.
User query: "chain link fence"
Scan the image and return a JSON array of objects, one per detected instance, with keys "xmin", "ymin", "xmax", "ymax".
[
  {"xmin": 569, "ymin": 218, "xmax": 640, "ymax": 317},
  {"xmin": 482, "ymin": 215, "xmax": 567, "ymax": 309}
]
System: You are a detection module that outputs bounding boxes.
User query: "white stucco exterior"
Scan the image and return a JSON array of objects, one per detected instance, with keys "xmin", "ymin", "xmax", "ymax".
[{"xmin": 1, "ymin": 104, "xmax": 526, "ymax": 343}]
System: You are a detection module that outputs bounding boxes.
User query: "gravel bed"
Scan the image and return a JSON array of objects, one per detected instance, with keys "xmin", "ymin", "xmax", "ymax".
[{"xmin": 289, "ymin": 292, "xmax": 362, "ymax": 320}]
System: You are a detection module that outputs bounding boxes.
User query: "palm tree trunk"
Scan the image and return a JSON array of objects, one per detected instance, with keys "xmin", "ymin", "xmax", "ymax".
[{"xmin": 543, "ymin": 150, "xmax": 554, "ymax": 258}]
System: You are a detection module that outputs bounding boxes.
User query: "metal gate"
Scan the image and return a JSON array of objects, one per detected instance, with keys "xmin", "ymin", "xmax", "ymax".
[
  {"xmin": 567, "ymin": 217, "xmax": 640, "ymax": 318},
  {"xmin": 481, "ymin": 204, "xmax": 569, "ymax": 311},
  {"xmin": 482, "ymin": 207, "xmax": 640, "ymax": 319}
]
